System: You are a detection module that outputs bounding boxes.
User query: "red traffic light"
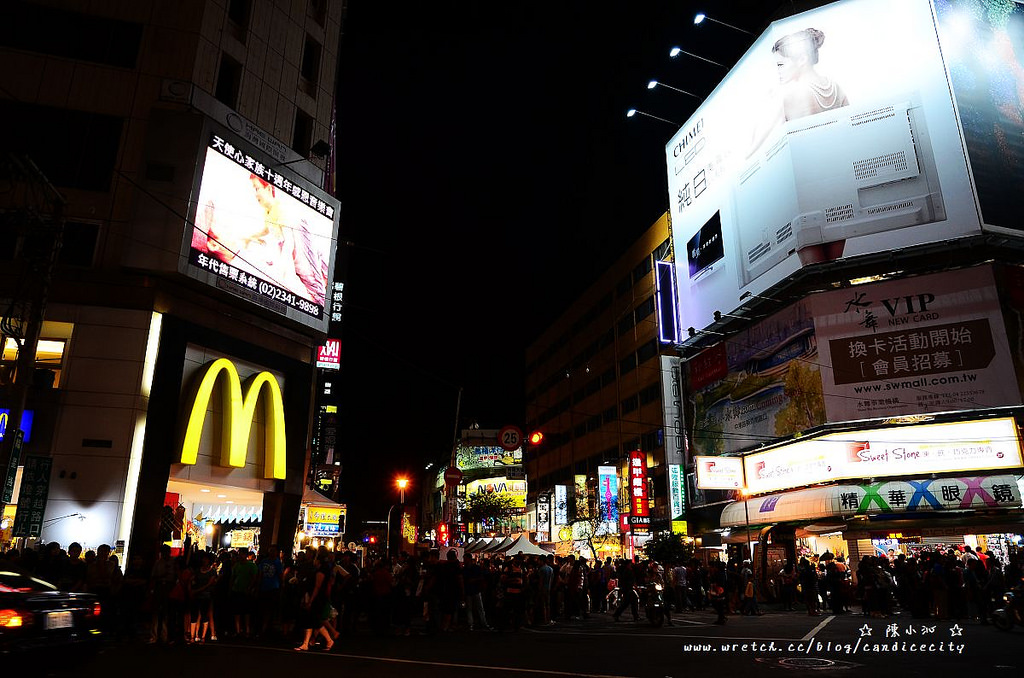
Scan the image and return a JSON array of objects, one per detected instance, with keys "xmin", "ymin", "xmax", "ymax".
[
  {"xmin": 369, "ymin": 536, "xmax": 377, "ymax": 544},
  {"xmin": 529, "ymin": 431, "xmax": 544, "ymax": 445}
]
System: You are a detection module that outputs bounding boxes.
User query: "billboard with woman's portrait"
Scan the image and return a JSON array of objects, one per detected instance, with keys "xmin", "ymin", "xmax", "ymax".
[
  {"xmin": 181, "ymin": 124, "xmax": 340, "ymax": 331},
  {"xmin": 665, "ymin": 0, "xmax": 981, "ymax": 337}
]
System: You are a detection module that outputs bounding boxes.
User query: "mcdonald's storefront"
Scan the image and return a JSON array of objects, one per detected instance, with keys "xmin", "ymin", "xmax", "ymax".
[{"xmin": 3, "ymin": 308, "xmax": 315, "ymax": 562}]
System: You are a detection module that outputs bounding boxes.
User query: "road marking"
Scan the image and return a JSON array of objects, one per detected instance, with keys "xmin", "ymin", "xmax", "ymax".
[
  {"xmin": 525, "ymin": 628, "xmax": 798, "ymax": 641},
  {"xmin": 208, "ymin": 644, "xmax": 637, "ymax": 678},
  {"xmin": 801, "ymin": 615, "xmax": 835, "ymax": 641}
]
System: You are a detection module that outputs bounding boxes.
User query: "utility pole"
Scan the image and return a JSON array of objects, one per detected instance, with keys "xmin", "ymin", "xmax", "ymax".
[{"xmin": 0, "ymin": 155, "xmax": 65, "ymax": 521}]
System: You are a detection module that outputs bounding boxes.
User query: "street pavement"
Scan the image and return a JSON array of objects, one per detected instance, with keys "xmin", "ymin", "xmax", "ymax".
[{"xmin": 34, "ymin": 608, "xmax": 1024, "ymax": 677}]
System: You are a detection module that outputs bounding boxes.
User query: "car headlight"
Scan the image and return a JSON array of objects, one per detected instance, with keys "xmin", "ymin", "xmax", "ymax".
[{"xmin": 654, "ymin": 584, "xmax": 663, "ymax": 591}]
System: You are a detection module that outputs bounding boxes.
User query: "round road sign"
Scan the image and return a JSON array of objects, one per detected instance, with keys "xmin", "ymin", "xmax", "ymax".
[
  {"xmin": 444, "ymin": 467, "xmax": 463, "ymax": 485},
  {"xmin": 498, "ymin": 425, "xmax": 524, "ymax": 451}
]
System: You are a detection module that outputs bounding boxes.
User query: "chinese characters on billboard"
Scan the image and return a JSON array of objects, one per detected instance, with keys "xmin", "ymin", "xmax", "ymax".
[
  {"xmin": 184, "ymin": 129, "xmax": 339, "ymax": 331},
  {"xmin": 665, "ymin": 0, "xmax": 980, "ymax": 337},
  {"xmin": 686, "ymin": 265, "xmax": 1020, "ymax": 461}
]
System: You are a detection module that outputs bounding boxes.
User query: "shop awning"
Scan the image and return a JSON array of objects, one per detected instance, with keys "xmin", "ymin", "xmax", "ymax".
[{"xmin": 720, "ymin": 474, "xmax": 1023, "ymax": 528}]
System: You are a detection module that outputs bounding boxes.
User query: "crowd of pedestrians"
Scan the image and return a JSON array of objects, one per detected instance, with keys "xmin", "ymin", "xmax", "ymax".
[{"xmin": 1, "ymin": 540, "xmax": 1020, "ymax": 650}]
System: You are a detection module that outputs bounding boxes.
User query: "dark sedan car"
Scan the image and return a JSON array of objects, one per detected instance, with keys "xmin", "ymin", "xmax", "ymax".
[{"xmin": 0, "ymin": 569, "xmax": 102, "ymax": 654}]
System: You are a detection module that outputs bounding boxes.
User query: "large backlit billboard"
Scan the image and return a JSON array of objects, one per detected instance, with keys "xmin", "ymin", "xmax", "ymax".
[
  {"xmin": 743, "ymin": 417, "xmax": 1024, "ymax": 495},
  {"xmin": 182, "ymin": 124, "xmax": 340, "ymax": 332},
  {"xmin": 666, "ymin": 0, "xmax": 980, "ymax": 335}
]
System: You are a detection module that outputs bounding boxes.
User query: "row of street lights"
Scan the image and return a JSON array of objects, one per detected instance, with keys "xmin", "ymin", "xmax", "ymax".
[{"xmin": 626, "ymin": 10, "xmax": 753, "ymax": 124}]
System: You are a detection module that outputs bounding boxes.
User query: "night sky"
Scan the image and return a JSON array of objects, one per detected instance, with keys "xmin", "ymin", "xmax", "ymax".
[{"xmin": 334, "ymin": 1, "xmax": 783, "ymax": 524}]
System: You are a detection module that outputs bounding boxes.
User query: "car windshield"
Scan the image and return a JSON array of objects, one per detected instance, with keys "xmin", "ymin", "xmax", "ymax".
[{"xmin": 0, "ymin": 570, "xmax": 57, "ymax": 593}]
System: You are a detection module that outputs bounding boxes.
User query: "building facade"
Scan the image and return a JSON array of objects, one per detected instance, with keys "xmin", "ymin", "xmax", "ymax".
[
  {"xmin": 0, "ymin": 0, "xmax": 344, "ymax": 561},
  {"xmin": 662, "ymin": 0, "xmax": 1024, "ymax": 593},
  {"xmin": 524, "ymin": 213, "xmax": 676, "ymax": 558}
]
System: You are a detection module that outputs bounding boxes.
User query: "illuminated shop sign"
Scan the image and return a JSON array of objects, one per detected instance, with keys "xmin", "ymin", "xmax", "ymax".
[
  {"xmin": 305, "ymin": 505, "xmax": 345, "ymax": 537},
  {"xmin": 743, "ymin": 417, "xmax": 1023, "ymax": 495},
  {"xmin": 182, "ymin": 126, "xmax": 340, "ymax": 332},
  {"xmin": 598, "ymin": 465, "xmax": 619, "ymax": 525},
  {"xmin": 536, "ymin": 494, "xmax": 551, "ymax": 542},
  {"xmin": 628, "ymin": 451, "xmax": 649, "ymax": 533},
  {"xmin": 179, "ymin": 358, "xmax": 287, "ymax": 479},
  {"xmin": 554, "ymin": 485, "xmax": 568, "ymax": 525},
  {"xmin": 466, "ymin": 476, "xmax": 528, "ymax": 515},
  {"xmin": 0, "ymin": 409, "xmax": 33, "ymax": 442},
  {"xmin": 695, "ymin": 455, "xmax": 745, "ymax": 490},
  {"xmin": 668, "ymin": 464, "xmax": 685, "ymax": 520},
  {"xmin": 316, "ymin": 339, "xmax": 341, "ymax": 370}
]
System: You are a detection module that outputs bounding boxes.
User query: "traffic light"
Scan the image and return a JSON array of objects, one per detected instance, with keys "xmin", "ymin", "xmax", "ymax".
[
  {"xmin": 529, "ymin": 431, "xmax": 544, "ymax": 445},
  {"xmin": 369, "ymin": 536, "xmax": 377, "ymax": 544}
]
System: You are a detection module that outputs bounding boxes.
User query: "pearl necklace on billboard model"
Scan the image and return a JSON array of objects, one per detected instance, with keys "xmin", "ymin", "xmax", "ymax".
[{"xmin": 807, "ymin": 77, "xmax": 840, "ymax": 110}]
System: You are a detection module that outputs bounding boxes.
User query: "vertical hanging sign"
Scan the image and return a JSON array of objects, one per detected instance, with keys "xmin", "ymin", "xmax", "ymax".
[
  {"xmin": 1, "ymin": 429, "xmax": 24, "ymax": 504},
  {"xmin": 12, "ymin": 455, "xmax": 53, "ymax": 538},
  {"xmin": 628, "ymin": 451, "xmax": 650, "ymax": 533}
]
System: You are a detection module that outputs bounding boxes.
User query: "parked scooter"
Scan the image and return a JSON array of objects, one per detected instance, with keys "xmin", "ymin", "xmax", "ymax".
[{"xmin": 993, "ymin": 583, "xmax": 1024, "ymax": 631}]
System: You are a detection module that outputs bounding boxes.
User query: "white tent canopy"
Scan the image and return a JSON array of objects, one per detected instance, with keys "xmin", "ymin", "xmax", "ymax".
[
  {"xmin": 481, "ymin": 536, "xmax": 514, "ymax": 553},
  {"xmin": 502, "ymin": 534, "xmax": 548, "ymax": 556},
  {"xmin": 465, "ymin": 537, "xmax": 494, "ymax": 553}
]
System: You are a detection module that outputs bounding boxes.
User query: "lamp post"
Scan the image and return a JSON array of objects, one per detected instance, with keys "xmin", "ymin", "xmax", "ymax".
[
  {"xmin": 387, "ymin": 477, "xmax": 410, "ymax": 558},
  {"xmin": 740, "ymin": 486, "xmax": 752, "ymax": 563},
  {"xmin": 693, "ymin": 12, "xmax": 753, "ymax": 36},
  {"xmin": 647, "ymin": 80, "xmax": 704, "ymax": 102},
  {"xmin": 626, "ymin": 108, "xmax": 680, "ymax": 126},
  {"xmin": 667, "ymin": 46, "xmax": 728, "ymax": 69}
]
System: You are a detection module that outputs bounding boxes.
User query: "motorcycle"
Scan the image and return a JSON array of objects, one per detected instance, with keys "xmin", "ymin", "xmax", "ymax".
[
  {"xmin": 993, "ymin": 584, "xmax": 1024, "ymax": 631},
  {"xmin": 642, "ymin": 582, "xmax": 666, "ymax": 627}
]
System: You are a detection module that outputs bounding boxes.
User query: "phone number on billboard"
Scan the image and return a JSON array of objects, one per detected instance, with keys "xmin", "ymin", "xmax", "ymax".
[{"xmin": 257, "ymin": 281, "xmax": 321, "ymax": 317}]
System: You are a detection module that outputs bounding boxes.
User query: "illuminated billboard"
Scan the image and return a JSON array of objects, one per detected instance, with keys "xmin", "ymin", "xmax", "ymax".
[
  {"xmin": 687, "ymin": 265, "xmax": 1020, "ymax": 457},
  {"xmin": 182, "ymin": 125, "xmax": 340, "ymax": 331},
  {"xmin": 666, "ymin": 0, "xmax": 980, "ymax": 335},
  {"xmin": 743, "ymin": 417, "xmax": 1023, "ymax": 495},
  {"xmin": 466, "ymin": 476, "xmax": 528, "ymax": 515},
  {"xmin": 694, "ymin": 455, "xmax": 745, "ymax": 491}
]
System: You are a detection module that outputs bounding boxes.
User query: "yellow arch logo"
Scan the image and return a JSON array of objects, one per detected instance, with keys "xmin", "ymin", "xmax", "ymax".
[{"xmin": 180, "ymin": 358, "xmax": 287, "ymax": 479}]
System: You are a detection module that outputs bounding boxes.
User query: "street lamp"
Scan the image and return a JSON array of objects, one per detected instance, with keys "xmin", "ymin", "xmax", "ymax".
[
  {"xmin": 397, "ymin": 477, "xmax": 409, "ymax": 504},
  {"xmin": 626, "ymin": 108, "xmax": 680, "ymax": 126},
  {"xmin": 693, "ymin": 12, "xmax": 753, "ymax": 36},
  {"xmin": 647, "ymin": 80, "xmax": 704, "ymax": 102},
  {"xmin": 667, "ymin": 46, "xmax": 728, "ymax": 69},
  {"xmin": 739, "ymin": 486, "xmax": 753, "ymax": 563}
]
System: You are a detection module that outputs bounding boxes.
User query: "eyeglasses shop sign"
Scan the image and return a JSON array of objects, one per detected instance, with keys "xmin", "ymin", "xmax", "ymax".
[{"xmin": 744, "ymin": 417, "xmax": 1023, "ymax": 494}]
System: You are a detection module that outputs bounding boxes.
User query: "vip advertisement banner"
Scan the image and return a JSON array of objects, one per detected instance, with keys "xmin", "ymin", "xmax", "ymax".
[
  {"xmin": 686, "ymin": 265, "xmax": 1020, "ymax": 460},
  {"xmin": 814, "ymin": 265, "xmax": 1020, "ymax": 420},
  {"xmin": 665, "ymin": 0, "xmax": 980, "ymax": 336}
]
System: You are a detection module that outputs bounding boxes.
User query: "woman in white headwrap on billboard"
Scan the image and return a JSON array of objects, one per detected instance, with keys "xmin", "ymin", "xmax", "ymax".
[{"xmin": 748, "ymin": 27, "xmax": 849, "ymax": 156}]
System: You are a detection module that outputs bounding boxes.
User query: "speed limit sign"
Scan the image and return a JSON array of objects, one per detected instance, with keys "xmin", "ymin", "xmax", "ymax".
[{"xmin": 498, "ymin": 425, "xmax": 524, "ymax": 451}]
